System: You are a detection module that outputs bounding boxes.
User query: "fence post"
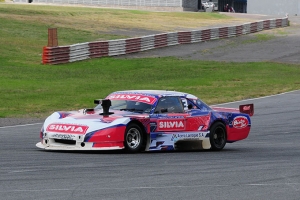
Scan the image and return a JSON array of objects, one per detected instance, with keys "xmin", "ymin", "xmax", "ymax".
[{"xmin": 48, "ymin": 28, "xmax": 58, "ymax": 47}]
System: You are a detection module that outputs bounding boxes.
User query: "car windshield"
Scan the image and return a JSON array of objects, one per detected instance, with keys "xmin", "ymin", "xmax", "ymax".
[{"xmin": 95, "ymin": 100, "xmax": 152, "ymax": 113}]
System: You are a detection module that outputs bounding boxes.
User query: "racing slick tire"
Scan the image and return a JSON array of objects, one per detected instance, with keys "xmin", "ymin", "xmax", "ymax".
[
  {"xmin": 124, "ymin": 123, "xmax": 146, "ymax": 153},
  {"xmin": 209, "ymin": 122, "xmax": 227, "ymax": 151}
]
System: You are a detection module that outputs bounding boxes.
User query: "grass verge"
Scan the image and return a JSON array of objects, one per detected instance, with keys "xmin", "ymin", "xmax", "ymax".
[{"xmin": 1, "ymin": 58, "xmax": 300, "ymax": 118}]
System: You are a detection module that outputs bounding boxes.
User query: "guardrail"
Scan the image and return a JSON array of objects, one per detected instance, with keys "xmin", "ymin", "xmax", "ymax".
[{"xmin": 42, "ymin": 17, "xmax": 288, "ymax": 64}]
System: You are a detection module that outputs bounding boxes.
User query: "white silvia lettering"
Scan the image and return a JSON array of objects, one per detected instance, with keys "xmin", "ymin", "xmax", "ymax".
[
  {"xmin": 159, "ymin": 121, "xmax": 184, "ymax": 128},
  {"xmin": 109, "ymin": 95, "xmax": 151, "ymax": 103},
  {"xmin": 49, "ymin": 125, "xmax": 84, "ymax": 132}
]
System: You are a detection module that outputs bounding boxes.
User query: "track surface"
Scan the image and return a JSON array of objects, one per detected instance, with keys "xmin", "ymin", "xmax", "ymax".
[{"xmin": 1, "ymin": 90, "xmax": 300, "ymax": 200}]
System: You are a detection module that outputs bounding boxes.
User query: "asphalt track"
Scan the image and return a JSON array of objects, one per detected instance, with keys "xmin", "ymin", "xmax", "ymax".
[{"xmin": 1, "ymin": 90, "xmax": 300, "ymax": 200}]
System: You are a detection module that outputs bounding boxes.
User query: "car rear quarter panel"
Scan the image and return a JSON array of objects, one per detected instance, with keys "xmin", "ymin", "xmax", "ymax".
[
  {"xmin": 226, "ymin": 113, "xmax": 251, "ymax": 142},
  {"xmin": 210, "ymin": 111, "xmax": 251, "ymax": 142}
]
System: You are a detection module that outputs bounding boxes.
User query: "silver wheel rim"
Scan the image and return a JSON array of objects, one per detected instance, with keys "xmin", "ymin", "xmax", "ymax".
[{"xmin": 126, "ymin": 128, "xmax": 141, "ymax": 149}]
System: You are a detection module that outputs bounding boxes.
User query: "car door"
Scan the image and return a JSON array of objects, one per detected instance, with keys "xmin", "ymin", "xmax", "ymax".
[
  {"xmin": 148, "ymin": 96, "xmax": 210, "ymax": 150},
  {"xmin": 183, "ymin": 97, "xmax": 211, "ymax": 132},
  {"xmin": 148, "ymin": 96, "xmax": 188, "ymax": 150},
  {"xmin": 150, "ymin": 96, "xmax": 188, "ymax": 132}
]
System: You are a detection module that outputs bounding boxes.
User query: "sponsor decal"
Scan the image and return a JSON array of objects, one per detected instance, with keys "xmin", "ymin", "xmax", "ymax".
[
  {"xmin": 52, "ymin": 134, "xmax": 76, "ymax": 140},
  {"xmin": 171, "ymin": 132, "xmax": 206, "ymax": 141},
  {"xmin": 243, "ymin": 105, "xmax": 251, "ymax": 110},
  {"xmin": 107, "ymin": 94, "xmax": 156, "ymax": 104},
  {"xmin": 232, "ymin": 116, "xmax": 249, "ymax": 129},
  {"xmin": 46, "ymin": 123, "xmax": 89, "ymax": 134},
  {"xmin": 157, "ymin": 119, "xmax": 185, "ymax": 131}
]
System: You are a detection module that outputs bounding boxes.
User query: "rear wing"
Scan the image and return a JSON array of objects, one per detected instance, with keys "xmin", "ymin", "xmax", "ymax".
[{"xmin": 239, "ymin": 104, "xmax": 254, "ymax": 116}]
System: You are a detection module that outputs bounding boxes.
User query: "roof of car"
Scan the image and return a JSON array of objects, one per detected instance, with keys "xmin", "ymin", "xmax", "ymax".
[
  {"xmin": 109, "ymin": 90, "xmax": 199, "ymax": 100},
  {"xmin": 113, "ymin": 90, "xmax": 189, "ymax": 97}
]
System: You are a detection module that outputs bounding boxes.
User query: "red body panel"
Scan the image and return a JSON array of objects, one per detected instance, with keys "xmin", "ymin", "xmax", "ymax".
[
  {"xmin": 186, "ymin": 115, "xmax": 210, "ymax": 131},
  {"xmin": 87, "ymin": 126, "xmax": 126, "ymax": 143},
  {"xmin": 227, "ymin": 126, "xmax": 251, "ymax": 141}
]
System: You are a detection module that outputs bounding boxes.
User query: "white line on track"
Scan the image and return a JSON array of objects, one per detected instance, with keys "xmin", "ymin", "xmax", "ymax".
[
  {"xmin": 212, "ymin": 89, "xmax": 300, "ymax": 106},
  {"xmin": 0, "ymin": 123, "xmax": 42, "ymax": 129},
  {"xmin": 0, "ymin": 183, "xmax": 299, "ymax": 193}
]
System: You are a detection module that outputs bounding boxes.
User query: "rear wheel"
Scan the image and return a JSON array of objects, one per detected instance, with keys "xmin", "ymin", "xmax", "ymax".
[
  {"xmin": 124, "ymin": 123, "xmax": 145, "ymax": 153},
  {"xmin": 209, "ymin": 122, "xmax": 227, "ymax": 151}
]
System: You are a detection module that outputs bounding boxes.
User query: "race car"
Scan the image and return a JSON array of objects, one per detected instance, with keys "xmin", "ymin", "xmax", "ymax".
[{"xmin": 36, "ymin": 90, "xmax": 254, "ymax": 152}]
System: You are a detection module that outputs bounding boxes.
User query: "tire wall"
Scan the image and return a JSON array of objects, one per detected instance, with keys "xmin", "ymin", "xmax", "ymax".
[{"xmin": 41, "ymin": 17, "xmax": 288, "ymax": 65}]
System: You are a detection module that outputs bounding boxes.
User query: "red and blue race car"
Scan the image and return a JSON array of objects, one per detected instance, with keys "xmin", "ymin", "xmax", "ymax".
[{"xmin": 36, "ymin": 90, "xmax": 254, "ymax": 152}]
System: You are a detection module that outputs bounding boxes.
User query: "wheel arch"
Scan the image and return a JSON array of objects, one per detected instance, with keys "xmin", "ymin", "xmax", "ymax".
[
  {"xmin": 209, "ymin": 120, "xmax": 227, "ymax": 151},
  {"xmin": 209, "ymin": 119, "xmax": 228, "ymax": 139},
  {"xmin": 127, "ymin": 120, "xmax": 147, "ymax": 135},
  {"xmin": 125, "ymin": 120, "xmax": 148, "ymax": 152},
  {"xmin": 209, "ymin": 119, "xmax": 227, "ymax": 131}
]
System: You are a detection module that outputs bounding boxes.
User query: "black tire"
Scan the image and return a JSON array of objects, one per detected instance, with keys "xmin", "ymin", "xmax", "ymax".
[
  {"xmin": 124, "ymin": 123, "xmax": 145, "ymax": 153},
  {"xmin": 209, "ymin": 122, "xmax": 227, "ymax": 151}
]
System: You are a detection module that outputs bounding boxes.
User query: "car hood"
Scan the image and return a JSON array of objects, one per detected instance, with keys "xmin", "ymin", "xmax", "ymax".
[{"xmin": 42, "ymin": 109, "xmax": 149, "ymax": 135}]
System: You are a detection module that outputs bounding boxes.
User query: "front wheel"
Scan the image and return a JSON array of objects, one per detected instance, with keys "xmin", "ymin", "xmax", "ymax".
[
  {"xmin": 124, "ymin": 124, "xmax": 145, "ymax": 153},
  {"xmin": 209, "ymin": 122, "xmax": 227, "ymax": 151}
]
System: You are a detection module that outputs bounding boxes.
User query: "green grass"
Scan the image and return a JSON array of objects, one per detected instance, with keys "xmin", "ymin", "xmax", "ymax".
[
  {"xmin": 241, "ymin": 33, "xmax": 276, "ymax": 44},
  {"xmin": 0, "ymin": 4, "xmax": 299, "ymax": 118},
  {"xmin": 0, "ymin": 4, "xmax": 243, "ymax": 40},
  {"xmin": 1, "ymin": 58, "xmax": 299, "ymax": 118}
]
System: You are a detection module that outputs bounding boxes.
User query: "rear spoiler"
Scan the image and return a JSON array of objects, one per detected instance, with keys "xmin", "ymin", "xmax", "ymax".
[{"xmin": 239, "ymin": 104, "xmax": 254, "ymax": 116}]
